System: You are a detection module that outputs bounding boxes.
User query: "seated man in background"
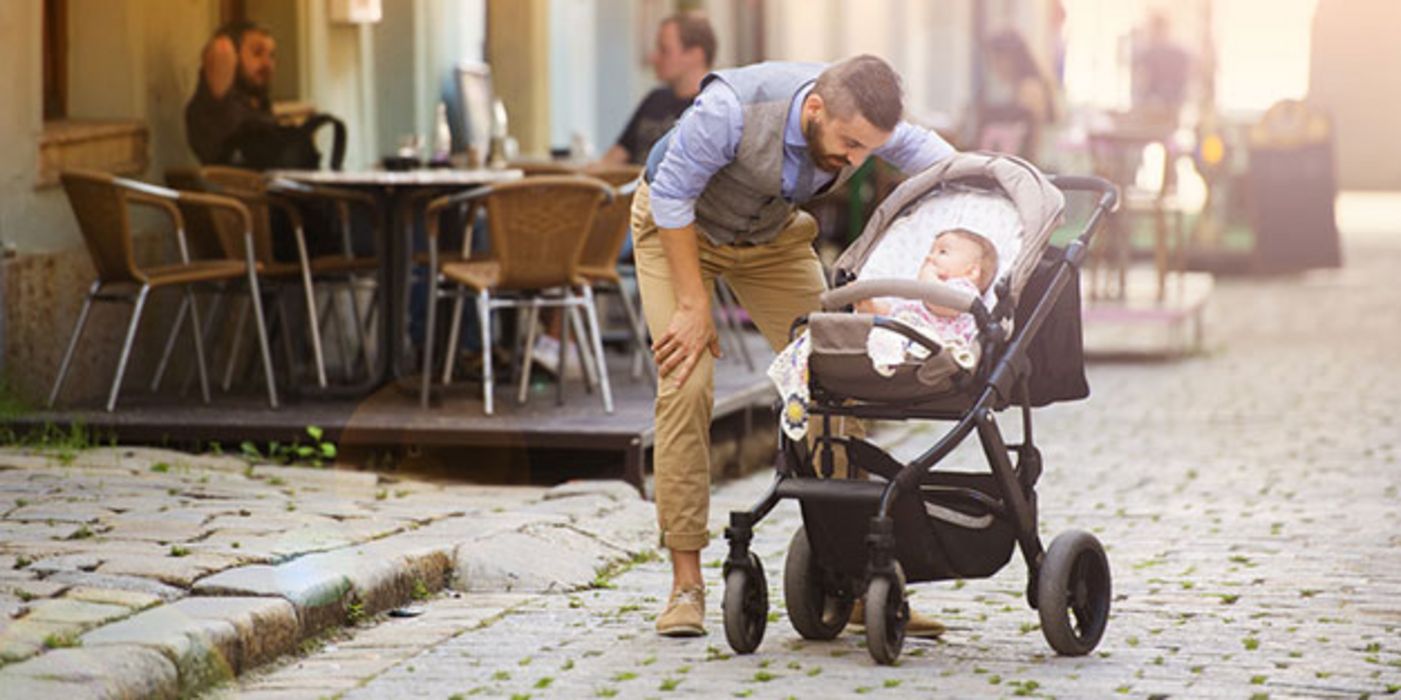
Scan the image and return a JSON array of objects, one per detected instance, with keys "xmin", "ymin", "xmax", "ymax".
[
  {"xmin": 598, "ymin": 11, "xmax": 717, "ymax": 166},
  {"xmin": 185, "ymin": 20, "xmax": 278, "ymax": 165}
]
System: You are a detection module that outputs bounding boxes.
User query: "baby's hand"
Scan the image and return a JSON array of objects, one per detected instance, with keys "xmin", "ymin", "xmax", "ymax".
[{"xmin": 855, "ymin": 299, "xmax": 890, "ymax": 315}]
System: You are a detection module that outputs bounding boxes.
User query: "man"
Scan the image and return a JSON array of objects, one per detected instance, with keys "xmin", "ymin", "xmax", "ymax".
[
  {"xmin": 599, "ymin": 11, "xmax": 716, "ymax": 166},
  {"xmin": 185, "ymin": 20, "xmax": 278, "ymax": 165},
  {"xmin": 528, "ymin": 11, "xmax": 715, "ymax": 377},
  {"xmin": 633, "ymin": 55, "xmax": 956, "ymax": 637},
  {"xmin": 1132, "ymin": 12, "xmax": 1192, "ymax": 117}
]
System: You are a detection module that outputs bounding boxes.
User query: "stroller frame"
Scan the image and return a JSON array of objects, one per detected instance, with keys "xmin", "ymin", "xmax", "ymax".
[{"xmin": 721, "ymin": 175, "xmax": 1120, "ymax": 664}]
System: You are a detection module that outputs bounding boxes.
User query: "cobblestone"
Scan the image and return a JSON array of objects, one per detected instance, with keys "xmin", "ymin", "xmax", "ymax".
[{"xmin": 220, "ymin": 214, "xmax": 1401, "ymax": 698}]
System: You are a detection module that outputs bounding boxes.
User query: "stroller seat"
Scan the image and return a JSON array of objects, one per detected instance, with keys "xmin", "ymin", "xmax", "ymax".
[{"xmin": 805, "ymin": 153, "xmax": 1066, "ymax": 406}]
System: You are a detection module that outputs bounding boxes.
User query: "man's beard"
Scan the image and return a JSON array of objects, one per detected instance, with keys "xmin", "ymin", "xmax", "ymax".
[
  {"xmin": 803, "ymin": 116, "xmax": 849, "ymax": 173},
  {"xmin": 234, "ymin": 69, "xmax": 272, "ymax": 107}
]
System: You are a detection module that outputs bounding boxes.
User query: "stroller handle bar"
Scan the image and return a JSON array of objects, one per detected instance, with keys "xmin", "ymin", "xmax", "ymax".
[
  {"xmin": 819, "ymin": 277, "xmax": 980, "ymax": 315},
  {"xmin": 1046, "ymin": 174, "xmax": 1120, "ymax": 213}
]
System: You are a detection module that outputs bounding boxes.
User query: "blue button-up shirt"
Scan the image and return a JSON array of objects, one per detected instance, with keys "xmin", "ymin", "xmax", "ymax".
[{"xmin": 649, "ymin": 81, "xmax": 956, "ymax": 230}]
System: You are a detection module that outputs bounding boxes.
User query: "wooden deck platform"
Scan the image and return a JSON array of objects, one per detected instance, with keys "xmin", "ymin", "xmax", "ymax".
[
  {"xmin": 5, "ymin": 339, "xmax": 780, "ymax": 492},
  {"xmin": 1082, "ymin": 268, "xmax": 1215, "ymax": 358}
]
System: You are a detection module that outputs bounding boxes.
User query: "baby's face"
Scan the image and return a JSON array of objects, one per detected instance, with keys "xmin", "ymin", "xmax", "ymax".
[{"xmin": 918, "ymin": 233, "xmax": 983, "ymax": 284}]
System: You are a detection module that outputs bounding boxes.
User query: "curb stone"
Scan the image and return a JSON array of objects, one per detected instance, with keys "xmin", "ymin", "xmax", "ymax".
[
  {"xmin": 0, "ymin": 645, "xmax": 178, "ymax": 699},
  {"xmin": 0, "ymin": 479, "xmax": 655, "ymax": 699}
]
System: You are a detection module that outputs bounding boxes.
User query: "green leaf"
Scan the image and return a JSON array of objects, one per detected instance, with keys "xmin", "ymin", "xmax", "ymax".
[
  {"xmin": 321, "ymin": 443, "xmax": 338, "ymax": 458},
  {"xmin": 296, "ymin": 445, "xmax": 315, "ymax": 458},
  {"xmin": 240, "ymin": 441, "xmax": 261, "ymax": 458},
  {"xmin": 306, "ymin": 425, "xmax": 324, "ymax": 441}
]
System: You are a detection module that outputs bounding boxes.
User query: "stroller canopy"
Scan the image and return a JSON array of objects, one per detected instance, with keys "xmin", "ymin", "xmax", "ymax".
[{"xmin": 833, "ymin": 152, "xmax": 1065, "ymax": 309}]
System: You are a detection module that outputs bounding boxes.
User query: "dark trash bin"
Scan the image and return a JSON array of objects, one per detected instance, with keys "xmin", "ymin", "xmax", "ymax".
[{"xmin": 1246, "ymin": 100, "xmax": 1342, "ymax": 272}]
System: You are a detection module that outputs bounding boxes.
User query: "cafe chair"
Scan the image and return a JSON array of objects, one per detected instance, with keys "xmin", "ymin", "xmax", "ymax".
[
  {"xmin": 420, "ymin": 176, "xmax": 614, "ymax": 414},
  {"xmin": 571, "ymin": 165, "xmax": 655, "ymax": 390},
  {"xmin": 49, "ymin": 170, "xmax": 279, "ymax": 411},
  {"xmin": 191, "ymin": 167, "xmax": 380, "ymax": 390}
]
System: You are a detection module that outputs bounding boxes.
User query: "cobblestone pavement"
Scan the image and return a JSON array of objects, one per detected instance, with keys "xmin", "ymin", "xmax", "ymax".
[
  {"xmin": 224, "ymin": 208, "xmax": 1401, "ymax": 699},
  {"xmin": 0, "ymin": 441, "xmax": 656, "ymax": 697}
]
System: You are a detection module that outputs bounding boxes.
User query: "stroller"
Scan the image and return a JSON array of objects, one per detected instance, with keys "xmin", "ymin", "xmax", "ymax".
[{"xmin": 720, "ymin": 152, "xmax": 1119, "ymax": 665}]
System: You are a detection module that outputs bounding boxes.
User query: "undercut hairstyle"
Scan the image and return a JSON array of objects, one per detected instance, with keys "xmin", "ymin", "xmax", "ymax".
[
  {"xmin": 216, "ymin": 19, "xmax": 271, "ymax": 51},
  {"xmin": 941, "ymin": 229, "xmax": 1000, "ymax": 292},
  {"xmin": 664, "ymin": 11, "xmax": 718, "ymax": 68},
  {"xmin": 813, "ymin": 55, "xmax": 904, "ymax": 132}
]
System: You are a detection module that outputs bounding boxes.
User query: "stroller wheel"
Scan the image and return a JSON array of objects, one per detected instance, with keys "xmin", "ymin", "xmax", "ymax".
[
  {"xmin": 863, "ymin": 563, "xmax": 907, "ymax": 665},
  {"xmin": 784, "ymin": 526, "xmax": 853, "ymax": 640},
  {"xmin": 722, "ymin": 552, "xmax": 768, "ymax": 654},
  {"xmin": 1037, "ymin": 529, "xmax": 1112, "ymax": 656}
]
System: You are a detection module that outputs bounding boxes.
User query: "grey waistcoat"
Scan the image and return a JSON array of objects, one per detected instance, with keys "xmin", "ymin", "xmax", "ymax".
[{"xmin": 691, "ymin": 62, "xmax": 857, "ymax": 246}]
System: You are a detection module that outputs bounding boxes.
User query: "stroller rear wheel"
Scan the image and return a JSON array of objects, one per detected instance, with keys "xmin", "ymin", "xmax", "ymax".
[
  {"xmin": 784, "ymin": 527, "xmax": 853, "ymax": 640},
  {"xmin": 1037, "ymin": 529, "xmax": 1112, "ymax": 656},
  {"xmin": 863, "ymin": 562, "xmax": 908, "ymax": 665},
  {"xmin": 723, "ymin": 552, "xmax": 769, "ymax": 654}
]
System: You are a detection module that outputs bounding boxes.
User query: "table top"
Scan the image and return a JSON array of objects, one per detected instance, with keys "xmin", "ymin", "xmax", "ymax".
[{"xmin": 271, "ymin": 167, "xmax": 524, "ymax": 187}]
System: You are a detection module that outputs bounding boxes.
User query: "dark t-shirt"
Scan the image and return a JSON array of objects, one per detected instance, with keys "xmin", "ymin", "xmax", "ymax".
[
  {"xmin": 615, "ymin": 87, "xmax": 693, "ymax": 165},
  {"xmin": 184, "ymin": 76, "xmax": 276, "ymax": 165}
]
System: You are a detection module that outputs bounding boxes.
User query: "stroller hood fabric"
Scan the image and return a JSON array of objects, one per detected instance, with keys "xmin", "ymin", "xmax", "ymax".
[
  {"xmin": 807, "ymin": 152, "xmax": 1065, "ymax": 404},
  {"xmin": 832, "ymin": 152, "xmax": 1065, "ymax": 310}
]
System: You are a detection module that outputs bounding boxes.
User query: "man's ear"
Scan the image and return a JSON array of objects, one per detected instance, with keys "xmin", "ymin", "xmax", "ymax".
[{"xmin": 803, "ymin": 92, "xmax": 825, "ymax": 119}]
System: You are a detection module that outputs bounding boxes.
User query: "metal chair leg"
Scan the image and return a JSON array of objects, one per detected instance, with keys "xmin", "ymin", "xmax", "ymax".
[
  {"xmin": 222, "ymin": 294, "xmax": 250, "ymax": 393},
  {"xmin": 245, "ymin": 273, "xmax": 280, "ymax": 410},
  {"xmin": 441, "ymin": 290, "xmax": 467, "ymax": 385},
  {"xmin": 184, "ymin": 287, "xmax": 212, "ymax": 404},
  {"xmin": 557, "ymin": 293, "xmax": 571, "ymax": 408},
  {"xmin": 180, "ymin": 289, "xmax": 226, "ymax": 397},
  {"xmin": 419, "ymin": 279, "xmax": 443, "ymax": 409},
  {"xmin": 294, "ymin": 230, "xmax": 328, "ymax": 388},
  {"xmin": 149, "ymin": 294, "xmax": 190, "ymax": 393},
  {"xmin": 47, "ymin": 282, "xmax": 100, "ymax": 409},
  {"xmin": 106, "ymin": 285, "xmax": 152, "ymax": 412},
  {"xmin": 347, "ymin": 276, "xmax": 373, "ymax": 379},
  {"xmin": 477, "ymin": 290, "xmax": 494, "ymax": 415},
  {"xmin": 275, "ymin": 295, "xmax": 299, "ymax": 388},
  {"xmin": 518, "ymin": 300, "xmax": 541, "ymax": 404},
  {"xmin": 581, "ymin": 286, "xmax": 614, "ymax": 414},
  {"xmin": 615, "ymin": 282, "xmax": 656, "ymax": 389},
  {"xmin": 568, "ymin": 305, "xmax": 598, "ymax": 393},
  {"xmin": 329, "ymin": 285, "xmax": 355, "ymax": 382}
]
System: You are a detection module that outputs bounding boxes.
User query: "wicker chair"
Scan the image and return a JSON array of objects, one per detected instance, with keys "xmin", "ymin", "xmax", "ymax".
[
  {"xmin": 189, "ymin": 167, "xmax": 380, "ymax": 389},
  {"xmin": 562, "ymin": 165, "xmax": 654, "ymax": 389},
  {"xmin": 419, "ymin": 176, "xmax": 614, "ymax": 414},
  {"xmin": 49, "ymin": 170, "xmax": 279, "ymax": 411}
]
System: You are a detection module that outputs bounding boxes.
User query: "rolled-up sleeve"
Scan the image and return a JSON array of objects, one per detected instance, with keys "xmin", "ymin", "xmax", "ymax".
[
  {"xmin": 873, "ymin": 121, "xmax": 957, "ymax": 175},
  {"xmin": 648, "ymin": 83, "xmax": 744, "ymax": 229}
]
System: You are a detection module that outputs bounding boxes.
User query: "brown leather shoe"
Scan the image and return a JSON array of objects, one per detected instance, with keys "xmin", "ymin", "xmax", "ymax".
[
  {"xmin": 847, "ymin": 599, "xmax": 946, "ymax": 638},
  {"xmin": 656, "ymin": 584, "xmax": 706, "ymax": 637}
]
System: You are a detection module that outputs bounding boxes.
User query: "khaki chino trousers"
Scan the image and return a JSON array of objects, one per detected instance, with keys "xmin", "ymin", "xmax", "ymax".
[{"xmin": 631, "ymin": 180, "xmax": 857, "ymax": 551}]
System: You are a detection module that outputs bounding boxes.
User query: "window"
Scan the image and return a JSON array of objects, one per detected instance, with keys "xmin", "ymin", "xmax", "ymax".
[{"xmin": 42, "ymin": 0, "xmax": 67, "ymax": 121}]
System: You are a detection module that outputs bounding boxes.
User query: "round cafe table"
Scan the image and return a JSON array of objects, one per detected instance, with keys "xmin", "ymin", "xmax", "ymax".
[{"xmin": 270, "ymin": 167, "xmax": 523, "ymax": 395}]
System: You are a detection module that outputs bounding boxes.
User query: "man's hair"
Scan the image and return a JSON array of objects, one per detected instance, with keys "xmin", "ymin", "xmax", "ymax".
[
  {"xmin": 663, "ymin": 11, "xmax": 717, "ymax": 68},
  {"xmin": 940, "ymin": 229, "xmax": 1000, "ymax": 292},
  {"xmin": 813, "ymin": 55, "xmax": 904, "ymax": 132},
  {"xmin": 216, "ymin": 19, "xmax": 271, "ymax": 51}
]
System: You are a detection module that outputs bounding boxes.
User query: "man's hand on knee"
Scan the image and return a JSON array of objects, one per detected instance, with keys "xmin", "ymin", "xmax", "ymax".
[{"xmin": 653, "ymin": 304, "xmax": 721, "ymax": 387}]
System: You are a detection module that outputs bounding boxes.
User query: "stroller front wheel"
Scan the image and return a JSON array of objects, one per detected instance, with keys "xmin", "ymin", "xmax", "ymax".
[
  {"xmin": 863, "ymin": 563, "xmax": 907, "ymax": 665},
  {"xmin": 722, "ymin": 552, "xmax": 768, "ymax": 654},
  {"xmin": 784, "ymin": 526, "xmax": 854, "ymax": 641},
  {"xmin": 1037, "ymin": 529, "xmax": 1112, "ymax": 656}
]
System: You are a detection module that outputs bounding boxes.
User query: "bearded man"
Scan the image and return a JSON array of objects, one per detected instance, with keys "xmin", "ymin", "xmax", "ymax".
[
  {"xmin": 184, "ymin": 20, "xmax": 278, "ymax": 165},
  {"xmin": 632, "ymin": 55, "xmax": 957, "ymax": 637}
]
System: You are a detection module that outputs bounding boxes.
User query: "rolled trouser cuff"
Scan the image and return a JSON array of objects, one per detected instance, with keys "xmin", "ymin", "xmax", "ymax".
[{"xmin": 661, "ymin": 529, "xmax": 711, "ymax": 552}]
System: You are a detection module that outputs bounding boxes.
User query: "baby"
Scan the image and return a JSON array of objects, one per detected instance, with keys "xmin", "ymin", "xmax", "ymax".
[
  {"xmin": 861, "ymin": 228, "xmax": 998, "ymax": 375},
  {"xmin": 766, "ymin": 227, "xmax": 997, "ymax": 440}
]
